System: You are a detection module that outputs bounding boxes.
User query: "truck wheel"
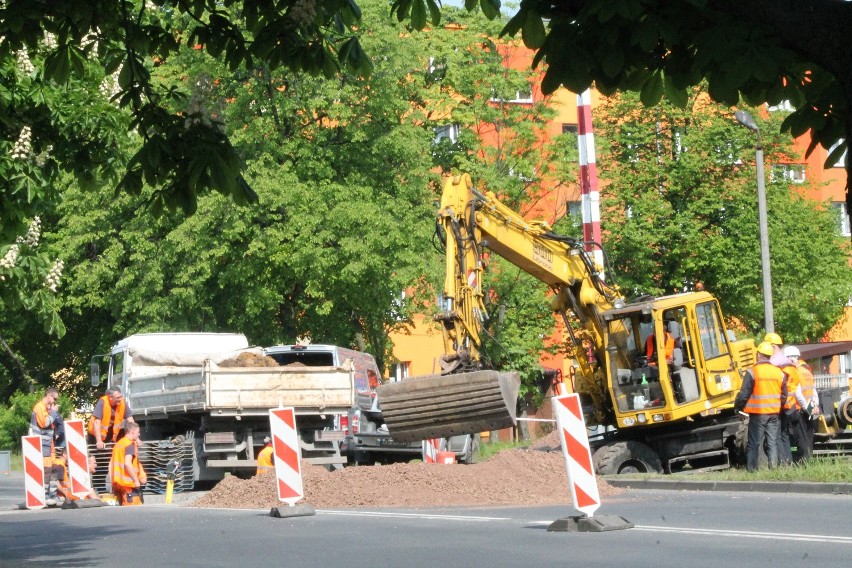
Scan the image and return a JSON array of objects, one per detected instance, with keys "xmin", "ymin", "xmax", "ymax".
[
  {"xmin": 594, "ymin": 441, "xmax": 662, "ymax": 474},
  {"xmin": 458, "ymin": 435, "xmax": 480, "ymax": 465}
]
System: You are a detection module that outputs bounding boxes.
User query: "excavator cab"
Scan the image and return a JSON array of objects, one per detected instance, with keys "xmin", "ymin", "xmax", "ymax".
[{"xmin": 602, "ymin": 293, "xmax": 746, "ymax": 429}]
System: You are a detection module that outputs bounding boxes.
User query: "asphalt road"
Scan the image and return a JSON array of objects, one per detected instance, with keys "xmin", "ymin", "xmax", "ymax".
[{"xmin": 1, "ymin": 471, "xmax": 850, "ymax": 568}]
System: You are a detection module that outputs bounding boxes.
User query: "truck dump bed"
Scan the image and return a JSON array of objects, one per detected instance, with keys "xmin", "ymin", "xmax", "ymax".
[{"xmin": 126, "ymin": 349, "xmax": 355, "ymax": 418}]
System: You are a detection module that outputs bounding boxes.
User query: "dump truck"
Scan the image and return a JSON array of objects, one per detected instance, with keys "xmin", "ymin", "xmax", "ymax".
[
  {"xmin": 89, "ymin": 333, "xmax": 355, "ymax": 490},
  {"xmin": 378, "ymin": 173, "xmax": 760, "ymax": 474}
]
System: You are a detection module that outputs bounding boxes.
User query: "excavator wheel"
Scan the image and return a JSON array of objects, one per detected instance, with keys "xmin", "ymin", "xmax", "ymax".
[{"xmin": 593, "ymin": 441, "xmax": 662, "ymax": 475}]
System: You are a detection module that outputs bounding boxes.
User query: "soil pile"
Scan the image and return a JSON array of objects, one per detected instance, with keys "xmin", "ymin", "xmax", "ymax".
[
  {"xmin": 218, "ymin": 352, "xmax": 280, "ymax": 367},
  {"xmin": 193, "ymin": 435, "xmax": 620, "ymax": 509}
]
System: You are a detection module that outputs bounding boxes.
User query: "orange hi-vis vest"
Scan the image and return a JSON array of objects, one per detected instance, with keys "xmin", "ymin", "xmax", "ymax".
[
  {"xmin": 111, "ymin": 437, "xmax": 145, "ymax": 490},
  {"xmin": 256, "ymin": 445, "xmax": 274, "ymax": 475},
  {"xmin": 797, "ymin": 361, "xmax": 815, "ymax": 404},
  {"xmin": 744, "ymin": 362, "xmax": 785, "ymax": 415},
  {"xmin": 645, "ymin": 332, "xmax": 674, "ymax": 363},
  {"xmin": 780, "ymin": 363, "xmax": 801, "ymax": 411},
  {"xmin": 88, "ymin": 395, "xmax": 127, "ymax": 442}
]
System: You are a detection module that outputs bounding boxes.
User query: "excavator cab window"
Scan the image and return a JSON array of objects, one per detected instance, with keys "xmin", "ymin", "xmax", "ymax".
[{"xmin": 606, "ymin": 314, "xmax": 668, "ymax": 412}]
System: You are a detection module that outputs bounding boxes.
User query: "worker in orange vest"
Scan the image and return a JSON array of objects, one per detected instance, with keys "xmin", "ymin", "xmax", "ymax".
[
  {"xmin": 776, "ymin": 352, "xmax": 806, "ymax": 465},
  {"xmin": 734, "ymin": 341, "xmax": 787, "ymax": 472},
  {"xmin": 30, "ymin": 388, "xmax": 61, "ymax": 458},
  {"xmin": 782, "ymin": 346, "xmax": 821, "ymax": 462},
  {"xmin": 645, "ymin": 323, "xmax": 675, "ymax": 366},
  {"xmin": 88, "ymin": 386, "xmax": 135, "ymax": 449},
  {"xmin": 109, "ymin": 421, "xmax": 146, "ymax": 506},
  {"xmin": 256, "ymin": 437, "xmax": 274, "ymax": 475}
]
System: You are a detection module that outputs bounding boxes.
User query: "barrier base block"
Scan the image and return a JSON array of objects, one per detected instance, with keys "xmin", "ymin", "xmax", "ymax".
[
  {"xmin": 62, "ymin": 498, "xmax": 107, "ymax": 509},
  {"xmin": 548, "ymin": 515, "xmax": 633, "ymax": 532},
  {"xmin": 270, "ymin": 504, "xmax": 316, "ymax": 518}
]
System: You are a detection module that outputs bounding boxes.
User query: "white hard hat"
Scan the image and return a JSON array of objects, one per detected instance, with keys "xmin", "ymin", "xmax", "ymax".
[
  {"xmin": 263, "ymin": 437, "xmax": 271, "ymax": 444},
  {"xmin": 782, "ymin": 345, "xmax": 800, "ymax": 359}
]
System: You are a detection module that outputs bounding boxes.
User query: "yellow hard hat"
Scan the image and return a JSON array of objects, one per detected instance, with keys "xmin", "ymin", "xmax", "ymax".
[
  {"xmin": 756, "ymin": 341, "xmax": 775, "ymax": 357},
  {"xmin": 763, "ymin": 332, "xmax": 783, "ymax": 346}
]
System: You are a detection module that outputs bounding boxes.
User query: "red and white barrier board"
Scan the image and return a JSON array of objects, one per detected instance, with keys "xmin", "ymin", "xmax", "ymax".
[
  {"xmin": 422, "ymin": 438, "xmax": 440, "ymax": 463},
  {"xmin": 65, "ymin": 420, "xmax": 92, "ymax": 498},
  {"xmin": 269, "ymin": 407, "xmax": 304, "ymax": 506},
  {"xmin": 22, "ymin": 435, "xmax": 45, "ymax": 510},
  {"xmin": 552, "ymin": 393, "xmax": 600, "ymax": 517}
]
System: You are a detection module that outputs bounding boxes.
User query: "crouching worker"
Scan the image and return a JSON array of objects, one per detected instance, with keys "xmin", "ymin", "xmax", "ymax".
[{"xmin": 109, "ymin": 422, "xmax": 146, "ymax": 506}]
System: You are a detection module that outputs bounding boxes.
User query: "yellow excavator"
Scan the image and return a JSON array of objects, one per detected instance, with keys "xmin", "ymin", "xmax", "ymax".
[{"xmin": 378, "ymin": 174, "xmax": 756, "ymax": 473}]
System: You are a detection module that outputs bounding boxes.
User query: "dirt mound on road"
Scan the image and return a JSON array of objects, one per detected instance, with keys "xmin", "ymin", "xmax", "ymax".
[{"xmin": 193, "ymin": 444, "xmax": 621, "ymax": 509}]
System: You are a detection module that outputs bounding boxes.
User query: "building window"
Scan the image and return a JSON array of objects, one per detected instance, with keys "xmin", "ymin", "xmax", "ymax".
[
  {"xmin": 828, "ymin": 139, "xmax": 848, "ymax": 168},
  {"xmin": 434, "ymin": 124, "xmax": 460, "ymax": 144},
  {"xmin": 834, "ymin": 202, "xmax": 851, "ymax": 237},
  {"xmin": 490, "ymin": 85, "xmax": 533, "ymax": 104},
  {"xmin": 391, "ymin": 362, "xmax": 410, "ymax": 383},
  {"xmin": 771, "ymin": 164, "xmax": 806, "ymax": 184},
  {"xmin": 568, "ymin": 200, "xmax": 582, "ymax": 226},
  {"xmin": 562, "ymin": 124, "xmax": 578, "ymax": 135}
]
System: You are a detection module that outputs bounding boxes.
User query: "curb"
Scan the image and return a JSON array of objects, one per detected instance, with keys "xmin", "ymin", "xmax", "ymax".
[{"xmin": 604, "ymin": 478, "xmax": 852, "ymax": 495}]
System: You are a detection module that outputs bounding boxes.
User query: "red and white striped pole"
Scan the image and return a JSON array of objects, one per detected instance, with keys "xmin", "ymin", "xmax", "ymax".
[
  {"xmin": 22, "ymin": 435, "xmax": 46, "ymax": 510},
  {"xmin": 577, "ymin": 89, "xmax": 605, "ymax": 278},
  {"xmin": 552, "ymin": 394, "xmax": 600, "ymax": 517},
  {"xmin": 268, "ymin": 407, "xmax": 304, "ymax": 506},
  {"xmin": 65, "ymin": 420, "xmax": 92, "ymax": 498}
]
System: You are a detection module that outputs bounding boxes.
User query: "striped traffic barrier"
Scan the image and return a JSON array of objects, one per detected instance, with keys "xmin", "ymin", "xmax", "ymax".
[
  {"xmin": 422, "ymin": 438, "xmax": 440, "ymax": 463},
  {"xmin": 548, "ymin": 394, "xmax": 632, "ymax": 532},
  {"xmin": 64, "ymin": 420, "xmax": 92, "ymax": 498},
  {"xmin": 22, "ymin": 435, "xmax": 45, "ymax": 510},
  {"xmin": 268, "ymin": 407, "xmax": 315, "ymax": 518}
]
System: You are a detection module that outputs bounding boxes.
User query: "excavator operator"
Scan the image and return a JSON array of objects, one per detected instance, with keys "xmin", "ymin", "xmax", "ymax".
[{"xmin": 645, "ymin": 321, "xmax": 675, "ymax": 366}]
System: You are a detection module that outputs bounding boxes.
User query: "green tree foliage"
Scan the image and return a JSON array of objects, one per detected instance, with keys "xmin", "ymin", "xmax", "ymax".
[
  {"xmin": 0, "ymin": 2, "xmax": 558, "ymax": 394},
  {"xmin": 499, "ymin": 0, "xmax": 852, "ymax": 235},
  {"xmin": 596, "ymin": 89, "xmax": 852, "ymax": 341}
]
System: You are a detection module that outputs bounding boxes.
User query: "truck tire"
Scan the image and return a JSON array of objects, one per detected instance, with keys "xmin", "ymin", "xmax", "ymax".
[
  {"xmin": 457, "ymin": 435, "xmax": 479, "ymax": 465},
  {"xmin": 594, "ymin": 441, "xmax": 662, "ymax": 474}
]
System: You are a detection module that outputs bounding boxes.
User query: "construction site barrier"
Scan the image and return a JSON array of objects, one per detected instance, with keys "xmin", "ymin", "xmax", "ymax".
[
  {"xmin": 421, "ymin": 438, "xmax": 440, "ymax": 463},
  {"xmin": 22, "ymin": 435, "xmax": 45, "ymax": 510},
  {"xmin": 64, "ymin": 420, "xmax": 92, "ymax": 498},
  {"xmin": 269, "ymin": 407, "xmax": 304, "ymax": 505},
  {"xmin": 552, "ymin": 394, "xmax": 600, "ymax": 517}
]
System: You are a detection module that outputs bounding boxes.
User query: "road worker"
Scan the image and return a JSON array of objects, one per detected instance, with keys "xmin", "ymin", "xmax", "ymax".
[
  {"xmin": 88, "ymin": 386, "xmax": 135, "ymax": 449},
  {"xmin": 256, "ymin": 437, "xmax": 274, "ymax": 475},
  {"xmin": 763, "ymin": 332, "xmax": 790, "ymax": 367},
  {"xmin": 30, "ymin": 388, "xmax": 61, "ymax": 458},
  {"xmin": 109, "ymin": 422, "xmax": 146, "ymax": 506},
  {"xmin": 782, "ymin": 345, "xmax": 820, "ymax": 462},
  {"xmin": 776, "ymin": 350, "xmax": 806, "ymax": 465},
  {"xmin": 734, "ymin": 341, "xmax": 787, "ymax": 472}
]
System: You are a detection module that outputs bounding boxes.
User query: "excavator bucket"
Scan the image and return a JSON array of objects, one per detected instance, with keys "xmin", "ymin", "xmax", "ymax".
[{"xmin": 376, "ymin": 370, "xmax": 521, "ymax": 443}]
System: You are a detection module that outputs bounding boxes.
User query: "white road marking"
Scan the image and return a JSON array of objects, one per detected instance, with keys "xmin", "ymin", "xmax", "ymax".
[
  {"xmin": 634, "ymin": 525, "xmax": 852, "ymax": 545},
  {"xmin": 318, "ymin": 510, "xmax": 510, "ymax": 522}
]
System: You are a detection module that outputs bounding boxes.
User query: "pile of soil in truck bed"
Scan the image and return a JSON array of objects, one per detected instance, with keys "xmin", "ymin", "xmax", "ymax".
[{"xmin": 193, "ymin": 432, "xmax": 621, "ymax": 509}]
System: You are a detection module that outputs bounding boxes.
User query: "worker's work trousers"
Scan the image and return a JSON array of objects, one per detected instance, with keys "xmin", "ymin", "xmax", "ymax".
[
  {"xmin": 776, "ymin": 410, "xmax": 799, "ymax": 465},
  {"xmin": 747, "ymin": 413, "xmax": 779, "ymax": 472},
  {"xmin": 793, "ymin": 412, "xmax": 815, "ymax": 463},
  {"xmin": 114, "ymin": 486, "xmax": 143, "ymax": 506}
]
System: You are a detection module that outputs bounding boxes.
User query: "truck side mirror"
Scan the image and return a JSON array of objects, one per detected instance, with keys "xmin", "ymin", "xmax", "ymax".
[{"xmin": 90, "ymin": 361, "xmax": 101, "ymax": 387}]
